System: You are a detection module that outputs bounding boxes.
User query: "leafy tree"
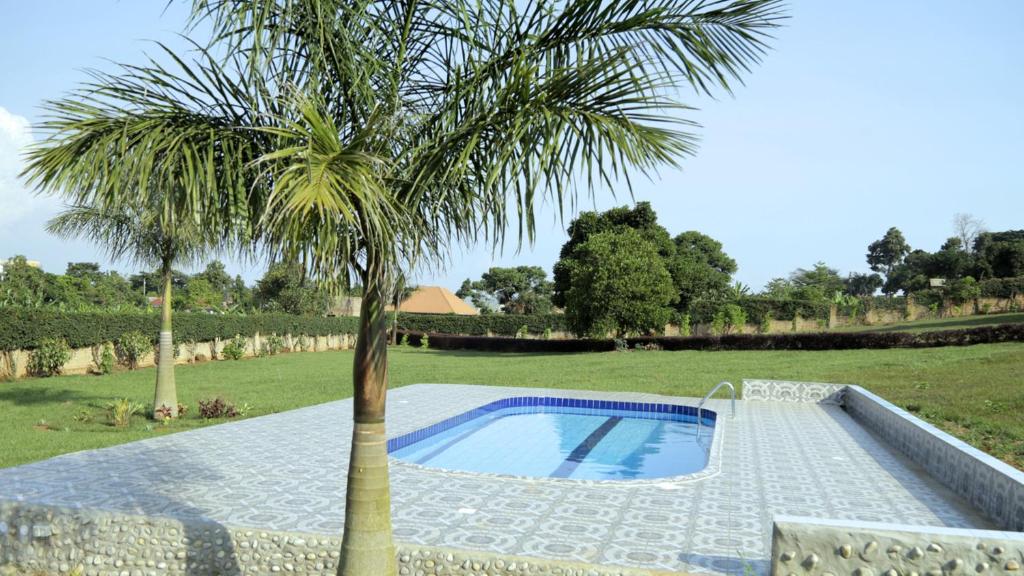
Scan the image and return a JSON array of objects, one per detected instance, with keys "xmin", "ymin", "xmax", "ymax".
[
  {"xmin": 670, "ymin": 231, "xmax": 737, "ymax": 310},
  {"xmin": 789, "ymin": 262, "xmax": 843, "ymax": 301},
  {"xmin": 867, "ymin": 227, "xmax": 911, "ymax": 293},
  {"xmin": 884, "ymin": 249, "xmax": 932, "ymax": 295},
  {"xmin": 930, "ymin": 237, "xmax": 970, "ymax": 279},
  {"xmin": 183, "ymin": 277, "xmax": 220, "ymax": 310},
  {"xmin": 0, "ymin": 256, "xmax": 54, "ymax": 307},
  {"xmin": 973, "ymin": 230, "xmax": 1024, "ymax": 279},
  {"xmin": 564, "ymin": 229, "xmax": 677, "ymax": 337},
  {"xmin": 46, "ymin": 203, "xmax": 206, "ymax": 418},
  {"xmin": 253, "ymin": 261, "xmax": 331, "ymax": 316},
  {"xmin": 762, "ymin": 277, "xmax": 795, "ymax": 300},
  {"xmin": 196, "ymin": 261, "xmax": 233, "ymax": 302},
  {"xmin": 459, "ymin": 266, "xmax": 554, "ymax": 314},
  {"xmin": 65, "ymin": 262, "xmax": 102, "ymax": 279},
  {"xmin": 23, "ymin": 0, "xmax": 782, "ymax": 572},
  {"xmin": 843, "ymin": 272, "xmax": 883, "ymax": 297},
  {"xmin": 456, "ymin": 279, "xmax": 495, "ymax": 314},
  {"xmin": 553, "ymin": 202, "xmax": 675, "ymax": 307}
]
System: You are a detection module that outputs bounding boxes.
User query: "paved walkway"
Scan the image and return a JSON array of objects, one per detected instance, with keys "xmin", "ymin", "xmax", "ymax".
[{"xmin": 0, "ymin": 384, "xmax": 993, "ymax": 574}]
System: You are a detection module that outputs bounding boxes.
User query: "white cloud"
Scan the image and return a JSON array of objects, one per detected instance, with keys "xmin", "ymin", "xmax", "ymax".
[{"xmin": 0, "ymin": 106, "xmax": 53, "ymax": 228}]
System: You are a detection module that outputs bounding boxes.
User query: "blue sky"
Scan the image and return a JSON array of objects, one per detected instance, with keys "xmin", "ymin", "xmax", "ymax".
[{"xmin": 1, "ymin": 1, "xmax": 1021, "ymax": 291}]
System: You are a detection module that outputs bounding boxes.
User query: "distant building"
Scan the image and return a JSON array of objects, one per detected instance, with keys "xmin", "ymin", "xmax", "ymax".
[
  {"xmin": 395, "ymin": 286, "xmax": 479, "ymax": 315},
  {"xmin": 0, "ymin": 258, "xmax": 41, "ymax": 275},
  {"xmin": 929, "ymin": 278, "xmax": 947, "ymax": 288}
]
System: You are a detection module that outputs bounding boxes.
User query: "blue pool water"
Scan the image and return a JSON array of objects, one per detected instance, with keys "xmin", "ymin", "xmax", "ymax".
[{"xmin": 389, "ymin": 397, "xmax": 714, "ymax": 480}]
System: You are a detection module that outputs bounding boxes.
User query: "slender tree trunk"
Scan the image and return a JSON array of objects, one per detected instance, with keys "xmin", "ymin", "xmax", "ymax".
[
  {"xmin": 153, "ymin": 263, "xmax": 178, "ymax": 418},
  {"xmin": 338, "ymin": 257, "xmax": 396, "ymax": 576}
]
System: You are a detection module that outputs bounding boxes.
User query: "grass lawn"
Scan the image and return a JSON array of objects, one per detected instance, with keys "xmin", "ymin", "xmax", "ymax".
[
  {"xmin": 1, "ymin": 342, "xmax": 1022, "ymax": 470},
  {"xmin": 834, "ymin": 311, "xmax": 1024, "ymax": 333}
]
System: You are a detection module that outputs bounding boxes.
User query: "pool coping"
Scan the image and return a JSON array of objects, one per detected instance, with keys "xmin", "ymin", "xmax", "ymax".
[
  {"xmin": 387, "ymin": 395, "xmax": 725, "ymax": 486},
  {"xmin": 743, "ymin": 379, "xmax": 1024, "ymax": 576}
]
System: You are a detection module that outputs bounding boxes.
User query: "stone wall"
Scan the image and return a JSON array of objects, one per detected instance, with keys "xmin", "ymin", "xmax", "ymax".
[
  {"xmin": 1, "ymin": 333, "xmax": 356, "ymax": 380},
  {"xmin": 0, "ymin": 501, "xmax": 676, "ymax": 576},
  {"xmin": 844, "ymin": 386, "xmax": 1024, "ymax": 532},
  {"xmin": 770, "ymin": 515, "xmax": 1024, "ymax": 576}
]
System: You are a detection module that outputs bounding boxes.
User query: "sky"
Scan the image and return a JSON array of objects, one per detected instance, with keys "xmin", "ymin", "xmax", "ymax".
[{"xmin": 1, "ymin": 0, "xmax": 1021, "ymax": 292}]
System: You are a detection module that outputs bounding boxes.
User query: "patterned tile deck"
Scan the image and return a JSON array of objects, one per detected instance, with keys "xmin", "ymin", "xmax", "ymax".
[{"xmin": 0, "ymin": 384, "xmax": 994, "ymax": 574}]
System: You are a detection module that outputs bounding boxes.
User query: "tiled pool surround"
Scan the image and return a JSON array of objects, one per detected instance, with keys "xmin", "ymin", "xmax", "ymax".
[
  {"xmin": 0, "ymin": 382, "xmax": 1017, "ymax": 576},
  {"xmin": 388, "ymin": 396, "xmax": 719, "ymax": 482}
]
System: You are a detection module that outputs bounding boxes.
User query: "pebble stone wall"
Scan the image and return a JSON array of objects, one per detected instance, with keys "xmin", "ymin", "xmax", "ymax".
[
  {"xmin": 771, "ymin": 516, "xmax": 1024, "ymax": 576},
  {"xmin": 0, "ymin": 501, "xmax": 677, "ymax": 576}
]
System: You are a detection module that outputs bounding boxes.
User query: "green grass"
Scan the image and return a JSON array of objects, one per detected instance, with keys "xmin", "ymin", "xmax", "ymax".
[
  {"xmin": 2, "ymin": 343, "xmax": 1022, "ymax": 470},
  {"xmin": 834, "ymin": 312, "xmax": 1024, "ymax": 333}
]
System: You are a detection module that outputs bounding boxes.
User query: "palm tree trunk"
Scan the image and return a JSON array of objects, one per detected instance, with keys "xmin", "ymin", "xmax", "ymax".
[
  {"xmin": 338, "ymin": 260, "xmax": 396, "ymax": 576},
  {"xmin": 153, "ymin": 264, "xmax": 178, "ymax": 418}
]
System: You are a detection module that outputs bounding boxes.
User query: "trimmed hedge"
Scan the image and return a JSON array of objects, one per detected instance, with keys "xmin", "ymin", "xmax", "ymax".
[
  {"xmin": 0, "ymin": 309, "xmax": 361, "ymax": 351},
  {"xmin": 394, "ymin": 313, "xmax": 566, "ymax": 336},
  {"xmin": 397, "ymin": 323, "xmax": 1024, "ymax": 353}
]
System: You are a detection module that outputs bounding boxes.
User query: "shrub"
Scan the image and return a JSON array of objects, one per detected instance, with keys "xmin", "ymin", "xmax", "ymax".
[
  {"xmin": 614, "ymin": 337, "xmax": 628, "ymax": 352},
  {"xmin": 400, "ymin": 333, "xmax": 410, "ymax": 347},
  {"xmin": 117, "ymin": 331, "xmax": 151, "ymax": 369},
  {"xmin": 261, "ymin": 333, "xmax": 285, "ymax": 356},
  {"xmin": 198, "ymin": 397, "xmax": 239, "ymax": 419},
  {"xmin": 420, "ymin": 334, "xmax": 430, "ymax": 349},
  {"xmin": 542, "ymin": 327, "xmax": 552, "ymax": 340},
  {"xmin": 28, "ymin": 338, "xmax": 72, "ymax": 377},
  {"xmin": 106, "ymin": 398, "xmax": 144, "ymax": 428},
  {"xmin": 95, "ymin": 342, "xmax": 115, "ymax": 375},
  {"xmin": 723, "ymin": 304, "xmax": 747, "ymax": 334},
  {"xmin": 515, "ymin": 324, "xmax": 529, "ymax": 338},
  {"xmin": 221, "ymin": 335, "xmax": 247, "ymax": 360},
  {"xmin": 679, "ymin": 313, "xmax": 692, "ymax": 337},
  {"xmin": 758, "ymin": 312, "xmax": 772, "ymax": 334},
  {"xmin": 710, "ymin": 310, "xmax": 726, "ymax": 336}
]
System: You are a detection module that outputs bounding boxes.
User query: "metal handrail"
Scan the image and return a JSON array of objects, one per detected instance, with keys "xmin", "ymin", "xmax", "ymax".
[{"xmin": 696, "ymin": 381, "xmax": 735, "ymax": 433}]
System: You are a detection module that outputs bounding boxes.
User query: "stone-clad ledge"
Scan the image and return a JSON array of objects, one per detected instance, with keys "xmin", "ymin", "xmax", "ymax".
[
  {"xmin": 741, "ymin": 378, "xmax": 1024, "ymax": 532},
  {"xmin": 0, "ymin": 501, "xmax": 679, "ymax": 576},
  {"xmin": 844, "ymin": 386, "xmax": 1024, "ymax": 532},
  {"xmin": 771, "ymin": 516, "xmax": 1024, "ymax": 576}
]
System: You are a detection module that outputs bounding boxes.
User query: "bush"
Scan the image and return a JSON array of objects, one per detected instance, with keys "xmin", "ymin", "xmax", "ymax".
[
  {"xmin": 679, "ymin": 313, "xmax": 692, "ymax": 337},
  {"xmin": 515, "ymin": 324, "xmax": 529, "ymax": 338},
  {"xmin": 221, "ymin": 335, "xmax": 247, "ymax": 360},
  {"xmin": 723, "ymin": 304, "xmax": 747, "ymax": 334},
  {"xmin": 261, "ymin": 333, "xmax": 285, "ymax": 356},
  {"xmin": 28, "ymin": 337, "xmax": 72, "ymax": 377},
  {"xmin": 94, "ymin": 342, "xmax": 115, "ymax": 375},
  {"xmin": 198, "ymin": 397, "xmax": 239, "ymax": 419},
  {"xmin": 420, "ymin": 334, "xmax": 430, "ymax": 349},
  {"xmin": 116, "ymin": 331, "xmax": 151, "ymax": 370}
]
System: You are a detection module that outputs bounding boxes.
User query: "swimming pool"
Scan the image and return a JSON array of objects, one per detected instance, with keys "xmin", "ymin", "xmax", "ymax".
[{"xmin": 388, "ymin": 397, "xmax": 715, "ymax": 480}]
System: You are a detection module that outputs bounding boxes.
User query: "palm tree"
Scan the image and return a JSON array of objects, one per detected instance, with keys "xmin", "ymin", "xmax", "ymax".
[
  {"xmin": 24, "ymin": 1, "xmax": 783, "ymax": 573},
  {"xmin": 46, "ymin": 202, "xmax": 205, "ymax": 418}
]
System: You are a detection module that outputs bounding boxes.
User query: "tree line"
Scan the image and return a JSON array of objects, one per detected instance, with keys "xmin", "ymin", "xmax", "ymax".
[
  {"xmin": 456, "ymin": 207, "xmax": 1023, "ymax": 337},
  {"xmin": 0, "ymin": 256, "xmax": 339, "ymax": 316}
]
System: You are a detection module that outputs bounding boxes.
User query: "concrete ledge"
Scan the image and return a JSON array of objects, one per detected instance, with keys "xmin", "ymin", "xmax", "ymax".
[
  {"xmin": 770, "ymin": 515, "xmax": 1024, "ymax": 576},
  {"xmin": 742, "ymin": 379, "xmax": 846, "ymax": 404},
  {"xmin": 844, "ymin": 385, "xmax": 1024, "ymax": 531},
  {"xmin": 0, "ymin": 501, "xmax": 682, "ymax": 576}
]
